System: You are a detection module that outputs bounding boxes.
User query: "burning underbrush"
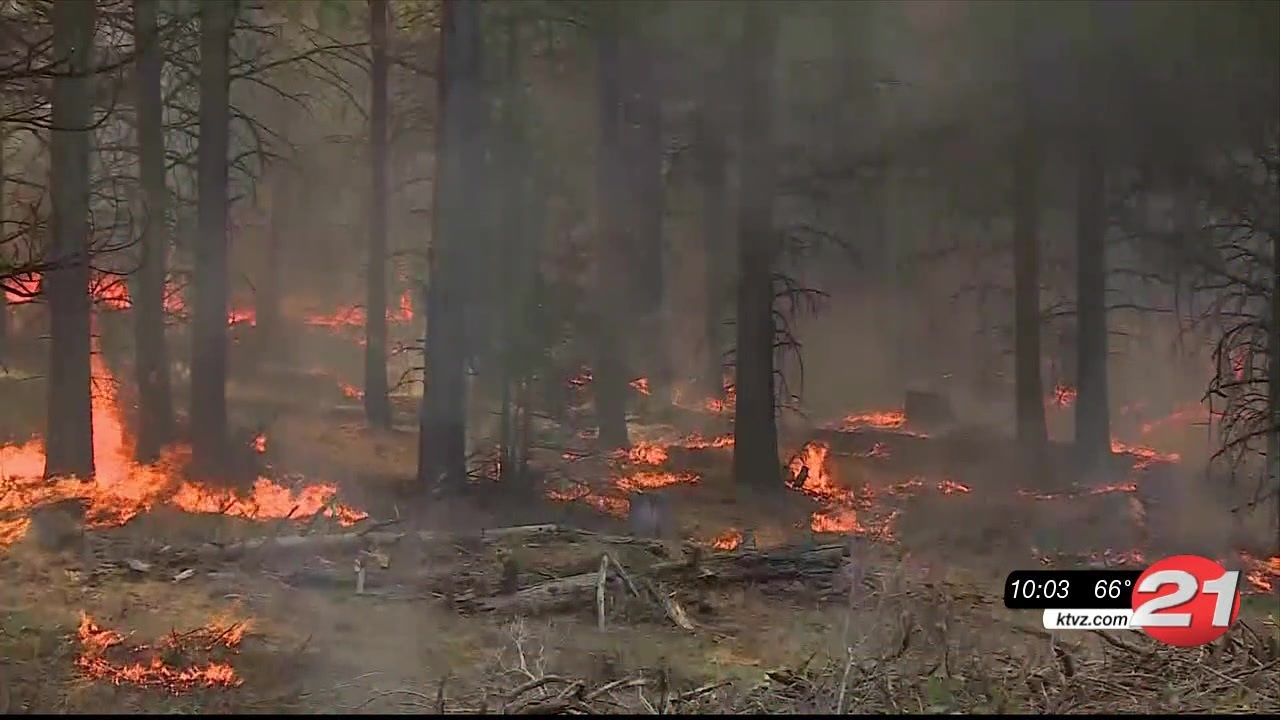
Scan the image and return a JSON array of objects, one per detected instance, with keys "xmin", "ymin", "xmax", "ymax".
[
  {"xmin": 74, "ymin": 612, "xmax": 248, "ymax": 692},
  {"xmin": 539, "ymin": 397, "xmax": 1280, "ymax": 595},
  {"xmin": 0, "ymin": 337, "xmax": 367, "ymax": 549}
]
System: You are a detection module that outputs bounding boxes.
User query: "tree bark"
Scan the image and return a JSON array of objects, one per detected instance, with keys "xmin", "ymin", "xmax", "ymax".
[
  {"xmin": 695, "ymin": 106, "xmax": 729, "ymax": 401},
  {"xmin": 619, "ymin": 36, "xmax": 670, "ymax": 405},
  {"xmin": 0, "ymin": 119, "xmax": 8, "ymax": 368},
  {"xmin": 1012, "ymin": 12, "xmax": 1047, "ymax": 459},
  {"xmin": 364, "ymin": 0, "xmax": 392, "ymax": 429},
  {"xmin": 1268, "ymin": 227, "xmax": 1279, "ymax": 508},
  {"xmin": 1073, "ymin": 128, "xmax": 1110, "ymax": 472},
  {"xmin": 591, "ymin": 18, "xmax": 631, "ymax": 450},
  {"xmin": 191, "ymin": 0, "xmax": 235, "ymax": 478},
  {"xmin": 417, "ymin": 0, "xmax": 479, "ymax": 490},
  {"xmin": 131, "ymin": 0, "xmax": 174, "ymax": 462},
  {"xmin": 44, "ymin": 0, "xmax": 96, "ymax": 480},
  {"xmin": 731, "ymin": 1, "xmax": 782, "ymax": 489}
]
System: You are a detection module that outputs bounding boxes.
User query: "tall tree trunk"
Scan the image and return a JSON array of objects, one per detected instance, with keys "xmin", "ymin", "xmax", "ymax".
[
  {"xmin": 1268, "ymin": 228, "xmax": 1279, "ymax": 510},
  {"xmin": 1074, "ymin": 128, "xmax": 1110, "ymax": 472},
  {"xmin": 591, "ymin": 18, "xmax": 630, "ymax": 450},
  {"xmin": 191, "ymin": 0, "xmax": 234, "ymax": 478},
  {"xmin": 695, "ymin": 106, "xmax": 728, "ymax": 400},
  {"xmin": 132, "ymin": 0, "xmax": 174, "ymax": 462},
  {"xmin": 45, "ymin": 0, "xmax": 96, "ymax": 480},
  {"xmin": 619, "ymin": 37, "xmax": 669, "ymax": 405},
  {"xmin": 0, "ymin": 119, "xmax": 8, "ymax": 368},
  {"xmin": 1012, "ymin": 13, "xmax": 1047, "ymax": 459},
  {"xmin": 417, "ymin": 0, "xmax": 479, "ymax": 490},
  {"xmin": 364, "ymin": 0, "xmax": 392, "ymax": 428},
  {"xmin": 731, "ymin": 1, "xmax": 781, "ymax": 489}
]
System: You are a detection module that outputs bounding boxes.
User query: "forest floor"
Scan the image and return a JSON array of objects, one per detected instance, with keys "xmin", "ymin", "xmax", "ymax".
[{"xmin": 2, "ymin": 321, "xmax": 1279, "ymax": 714}]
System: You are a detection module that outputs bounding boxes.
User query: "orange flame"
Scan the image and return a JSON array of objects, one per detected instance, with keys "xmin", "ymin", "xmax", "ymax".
[
  {"xmin": 75, "ymin": 612, "xmax": 245, "ymax": 690},
  {"xmin": 0, "ymin": 331, "xmax": 366, "ymax": 547},
  {"xmin": 711, "ymin": 528, "xmax": 743, "ymax": 551},
  {"xmin": 1051, "ymin": 384, "xmax": 1077, "ymax": 408},
  {"xmin": 840, "ymin": 410, "xmax": 906, "ymax": 431}
]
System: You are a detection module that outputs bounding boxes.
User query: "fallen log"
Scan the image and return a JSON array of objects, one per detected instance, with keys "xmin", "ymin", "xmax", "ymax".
[
  {"xmin": 465, "ymin": 543, "xmax": 849, "ymax": 615},
  {"xmin": 188, "ymin": 523, "xmax": 668, "ymax": 561}
]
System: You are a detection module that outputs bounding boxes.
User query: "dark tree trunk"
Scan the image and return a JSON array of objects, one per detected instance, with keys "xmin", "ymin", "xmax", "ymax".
[
  {"xmin": 191, "ymin": 0, "xmax": 234, "ymax": 478},
  {"xmin": 417, "ymin": 0, "xmax": 479, "ymax": 490},
  {"xmin": 1074, "ymin": 129, "xmax": 1110, "ymax": 472},
  {"xmin": 364, "ymin": 0, "xmax": 392, "ymax": 429},
  {"xmin": 44, "ymin": 0, "xmax": 96, "ymax": 480},
  {"xmin": 0, "ymin": 121, "xmax": 8, "ymax": 368},
  {"xmin": 1269, "ymin": 229, "xmax": 1279, "ymax": 504},
  {"xmin": 619, "ymin": 38, "xmax": 670, "ymax": 404},
  {"xmin": 695, "ymin": 106, "xmax": 729, "ymax": 401},
  {"xmin": 131, "ymin": 0, "xmax": 174, "ymax": 462},
  {"xmin": 1012, "ymin": 14, "xmax": 1047, "ymax": 459},
  {"xmin": 731, "ymin": 1, "xmax": 781, "ymax": 489},
  {"xmin": 591, "ymin": 19, "xmax": 631, "ymax": 450}
]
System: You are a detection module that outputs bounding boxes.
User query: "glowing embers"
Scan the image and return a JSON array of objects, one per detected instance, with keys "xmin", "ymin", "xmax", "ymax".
[{"xmin": 75, "ymin": 612, "xmax": 248, "ymax": 692}]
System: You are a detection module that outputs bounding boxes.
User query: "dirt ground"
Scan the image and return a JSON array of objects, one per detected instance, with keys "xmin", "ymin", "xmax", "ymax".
[{"xmin": 2, "ymin": 324, "xmax": 1279, "ymax": 714}]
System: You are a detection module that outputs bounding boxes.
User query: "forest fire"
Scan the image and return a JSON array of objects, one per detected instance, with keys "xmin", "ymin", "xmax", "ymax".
[
  {"xmin": 0, "ymin": 339, "xmax": 366, "ymax": 548},
  {"xmin": 75, "ymin": 612, "xmax": 246, "ymax": 691}
]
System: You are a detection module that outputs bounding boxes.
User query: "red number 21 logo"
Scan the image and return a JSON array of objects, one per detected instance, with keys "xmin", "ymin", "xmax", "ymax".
[{"xmin": 1131, "ymin": 554, "xmax": 1241, "ymax": 647}]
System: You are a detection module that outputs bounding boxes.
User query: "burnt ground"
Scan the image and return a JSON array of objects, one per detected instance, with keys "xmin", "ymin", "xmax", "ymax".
[{"xmin": 2, "ymin": 328, "xmax": 1279, "ymax": 714}]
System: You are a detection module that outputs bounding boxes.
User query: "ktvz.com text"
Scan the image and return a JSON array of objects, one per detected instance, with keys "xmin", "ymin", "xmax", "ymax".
[{"xmin": 1041, "ymin": 609, "xmax": 1138, "ymax": 630}]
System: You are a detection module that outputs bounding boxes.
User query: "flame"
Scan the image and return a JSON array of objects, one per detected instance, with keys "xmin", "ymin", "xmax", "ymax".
[
  {"xmin": 622, "ymin": 442, "xmax": 668, "ymax": 465},
  {"xmin": 1051, "ymin": 384, "xmax": 1077, "ymax": 408},
  {"xmin": 226, "ymin": 308, "xmax": 256, "ymax": 327},
  {"xmin": 341, "ymin": 383, "xmax": 364, "ymax": 400},
  {"xmin": 75, "ymin": 612, "xmax": 245, "ymax": 690},
  {"xmin": 251, "ymin": 434, "xmax": 266, "ymax": 454},
  {"xmin": 937, "ymin": 479, "xmax": 971, "ymax": 494},
  {"xmin": 1109, "ymin": 439, "xmax": 1180, "ymax": 470},
  {"xmin": 840, "ymin": 410, "xmax": 906, "ymax": 431},
  {"xmin": 0, "ymin": 329, "xmax": 366, "ymax": 547},
  {"xmin": 629, "ymin": 377, "xmax": 650, "ymax": 396},
  {"xmin": 1240, "ymin": 551, "xmax": 1280, "ymax": 594},
  {"xmin": 711, "ymin": 528, "xmax": 743, "ymax": 550}
]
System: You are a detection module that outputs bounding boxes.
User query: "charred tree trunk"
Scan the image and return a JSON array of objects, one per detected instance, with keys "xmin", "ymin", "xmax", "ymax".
[
  {"xmin": 1269, "ymin": 228, "xmax": 1279, "ymax": 505},
  {"xmin": 1073, "ymin": 128, "xmax": 1110, "ymax": 472},
  {"xmin": 364, "ymin": 0, "xmax": 392, "ymax": 429},
  {"xmin": 731, "ymin": 2, "xmax": 781, "ymax": 489},
  {"xmin": 418, "ymin": 0, "xmax": 480, "ymax": 490},
  {"xmin": 191, "ymin": 0, "xmax": 235, "ymax": 478},
  {"xmin": 0, "ymin": 120, "xmax": 8, "ymax": 368},
  {"xmin": 44, "ymin": 0, "xmax": 96, "ymax": 480},
  {"xmin": 131, "ymin": 0, "xmax": 174, "ymax": 462},
  {"xmin": 619, "ymin": 38, "xmax": 670, "ymax": 405},
  {"xmin": 1012, "ymin": 17, "xmax": 1047, "ymax": 459},
  {"xmin": 591, "ymin": 20, "xmax": 631, "ymax": 450},
  {"xmin": 695, "ymin": 106, "xmax": 729, "ymax": 401}
]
